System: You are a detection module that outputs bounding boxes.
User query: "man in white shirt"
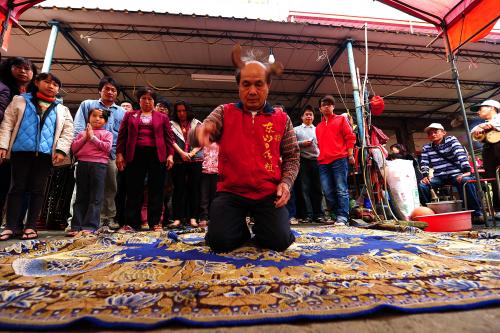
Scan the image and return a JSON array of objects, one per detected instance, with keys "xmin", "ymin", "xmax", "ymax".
[
  {"xmin": 470, "ymin": 99, "xmax": 500, "ymax": 216},
  {"xmin": 294, "ymin": 105, "xmax": 324, "ymax": 223}
]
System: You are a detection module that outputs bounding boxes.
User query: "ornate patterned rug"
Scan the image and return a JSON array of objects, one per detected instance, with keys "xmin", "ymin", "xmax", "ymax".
[{"xmin": 0, "ymin": 226, "xmax": 498, "ymax": 330}]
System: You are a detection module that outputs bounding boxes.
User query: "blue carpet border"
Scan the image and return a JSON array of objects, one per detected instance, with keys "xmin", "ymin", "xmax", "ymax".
[{"xmin": 0, "ymin": 298, "xmax": 498, "ymax": 331}]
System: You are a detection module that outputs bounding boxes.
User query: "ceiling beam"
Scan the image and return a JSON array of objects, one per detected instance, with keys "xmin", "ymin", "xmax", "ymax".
[
  {"xmin": 56, "ymin": 22, "xmax": 136, "ymax": 102},
  {"xmin": 288, "ymin": 41, "xmax": 347, "ymax": 117},
  {"xmin": 16, "ymin": 21, "xmax": 500, "ymax": 64},
  {"xmin": 416, "ymin": 83, "xmax": 500, "ymax": 118}
]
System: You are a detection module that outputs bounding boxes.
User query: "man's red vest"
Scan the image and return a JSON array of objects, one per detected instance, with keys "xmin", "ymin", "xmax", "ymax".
[{"xmin": 217, "ymin": 103, "xmax": 287, "ymax": 200}]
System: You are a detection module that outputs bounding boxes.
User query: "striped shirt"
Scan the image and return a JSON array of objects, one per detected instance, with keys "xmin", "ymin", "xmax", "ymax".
[
  {"xmin": 420, "ymin": 136, "xmax": 471, "ymax": 178},
  {"xmin": 204, "ymin": 103, "xmax": 300, "ymax": 189}
]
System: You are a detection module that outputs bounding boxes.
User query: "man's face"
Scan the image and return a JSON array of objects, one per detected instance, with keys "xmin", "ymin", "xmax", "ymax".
[
  {"xmin": 320, "ymin": 100, "xmax": 334, "ymax": 116},
  {"xmin": 426, "ymin": 128, "xmax": 446, "ymax": 144},
  {"xmin": 477, "ymin": 106, "xmax": 496, "ymax": 120},
  {"xmin": 120, "ymin": 102, "xmax": 133, "ymax": 112},
  {"xmin": 302, "ymin": 110, "xmax": 314, "ymax": 125},
  {"xmin": 239, "ymin": 62, "xmax": 269, "ymax": 111},
  {"xmin": 99, "ymin": 83, "xmax": 118, "ymax": 104},
  {"xmin": 156, "ymin": 103, "xmax": 168, "ymax": 114}
]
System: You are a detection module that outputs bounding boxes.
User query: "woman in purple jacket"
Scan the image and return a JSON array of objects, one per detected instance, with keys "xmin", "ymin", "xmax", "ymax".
[{"xmin": 116, "ymin": 87, "xmax": 174, "ymax": 232}]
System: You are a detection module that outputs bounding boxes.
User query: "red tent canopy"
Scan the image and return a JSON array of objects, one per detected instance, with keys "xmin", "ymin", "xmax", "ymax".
[
  {"xmin": 377, "ymin": 0, "xmax": 500, "ymax": 53},
  {"xmin": 0, "ymin": 0, "xmax": 43, "ymax": 24},
  {"xmin": 0, "ymin": 0, "xmax": 44, "ymax": 50}
]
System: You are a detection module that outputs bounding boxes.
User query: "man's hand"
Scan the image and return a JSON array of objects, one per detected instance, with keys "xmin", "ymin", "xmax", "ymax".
[
  {"xmin": 0, "ymin": 149, "xmax": 7, "ymax": 164},
  {"xmin": 116, "ymin": 153, "xmax": 126, "ymax": 171},
  {"xmin": 348, "ymin": 155, "xmax": 355, "ymax": 165},
  {"xmin": 196, "ymin": 122, "xmax": 216, "ymax": 147},
  {"xmin": 52, "ymin": 152, "xmax": 65, "ymax": 165},
  {"xmin": 421, "ymin": 176, "xmax": 430, "ymax": 185},
  {"xmin": 166, "ymin": 155, "xmax": 174, "ymax": 170},
  {"xmin": 274, "ymin": 182, "xmax": 290, "ymax": 208},
  {"xmin": 456, "ymin": 172, "xmax": 471, "ymax": 183},
  {"xmin": 302, "ymin": 139, "xmax": 313, "ymax": 147}
]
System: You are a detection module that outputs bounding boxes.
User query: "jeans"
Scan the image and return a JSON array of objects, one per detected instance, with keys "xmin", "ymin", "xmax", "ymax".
[
  {"xmin": 171, "ymin": 162, "xmax": 202, "ymax": 220},
  {"xmin": 205, "ymin": 192, "xmax": 295, "ymax": 253},
  {"xmin": 319, "ymin": 158, "xmax": 350, "ymax": 223},
  {"xmin": 285, "ymin": 186, "xmax": 296, "ymax": 219},
  {"xmin": 125, "ymin": 147, "xmax": 166, "ymax": 229},
  {"xmin": 6, "ymin": 152, "xmax": 52, "ymax": 232},
  {"xmin": 71, "ymin": 161, "xmax": 107, "ymax": 231},
  {"xmin": 100, "ymin": 159, "xmax": 118, "ymax": 223},
  {"xmin": 199, "ymin": 173, "xmax": 218, "ymax": 221},
  {"xmin": 418, "ymin": 175, "xmax": 482, "ymax": 216},
  {"xmin": 299, "ymin": 157, "xmax": 324, "ymax": 219}
]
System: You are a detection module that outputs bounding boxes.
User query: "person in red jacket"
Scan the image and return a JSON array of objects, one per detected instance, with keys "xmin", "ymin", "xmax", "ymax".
[
  {"xmin": 196, "ymin": 48, "xmax": 300, "ymax": 253},
  {"xmin": 316, "ymin": 95, "xmax": 356, "ymax": 225}
]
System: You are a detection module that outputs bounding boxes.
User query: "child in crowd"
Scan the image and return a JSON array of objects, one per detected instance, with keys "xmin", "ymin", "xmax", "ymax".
[
  {"xmin": 68, "ymin": 108, "xmax": 112, "ymax": 236},
  {"xmin": 199, "ymin": 142, "xmax": 219, "ymax": 227},
  {"xmin": 0, "ymin": 72, "xmax": 74, "ymax": 241}
]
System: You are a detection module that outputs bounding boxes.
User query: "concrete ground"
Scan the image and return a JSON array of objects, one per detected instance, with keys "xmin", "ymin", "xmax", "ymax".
[{"xmin": 0, "ymin": 226, "xmax": 498, "ymax": 332}]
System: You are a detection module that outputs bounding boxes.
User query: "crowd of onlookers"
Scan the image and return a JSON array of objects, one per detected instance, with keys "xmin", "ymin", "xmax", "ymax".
[{"xmin": 0, "ymin": 55, "xmax": 498, "ymax": 242}]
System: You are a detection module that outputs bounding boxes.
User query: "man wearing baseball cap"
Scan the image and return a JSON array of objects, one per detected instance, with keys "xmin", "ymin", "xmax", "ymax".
[
  {"xmin": 470, "ymin": 99, "xmax": 500, "ymax": 217},
  {"xmin": 419, "ymin": 123, "xmax": 483, "ymax": 223}
]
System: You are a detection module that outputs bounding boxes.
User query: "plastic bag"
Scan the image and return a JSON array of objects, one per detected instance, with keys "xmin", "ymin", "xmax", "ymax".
[{"xmin": 385, "ymin": 159, "xmax": 420, "ymax": 220}]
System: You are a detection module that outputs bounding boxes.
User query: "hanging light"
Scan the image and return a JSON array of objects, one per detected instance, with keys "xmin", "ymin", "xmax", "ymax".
[{"xmin": 268, "ymin": 48, "xmax": 275, "ymax": 64}]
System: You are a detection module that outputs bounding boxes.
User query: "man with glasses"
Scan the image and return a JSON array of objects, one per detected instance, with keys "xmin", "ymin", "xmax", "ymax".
[
  {"xmin": 316, "ymin": 95, "xmax": 356, "ymax": 225},
  {"xmin": 72, "ymin": 77, "xmax": 125, "ymax": 230},
  {"xmin": 471, "ymin": 100, "xmax": 500, "ymax": 218},
  {"xmin": 419, "ymin": 123, "xmax": 483, "ymax": 223}
]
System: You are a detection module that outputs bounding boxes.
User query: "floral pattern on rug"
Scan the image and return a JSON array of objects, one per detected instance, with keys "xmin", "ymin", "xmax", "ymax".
[{"xmin": 0, "ymin": 226, "xmax": 498, "ymax": 329}]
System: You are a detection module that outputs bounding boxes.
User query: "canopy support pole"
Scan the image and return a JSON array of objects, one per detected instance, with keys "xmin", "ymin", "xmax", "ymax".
[
  {"xmin": 345, "ymin": 39, "xmax": 365, "ymax": 147},
  {"xmin": 42, "ymin": 20, "xmax": 59, "ymax": 72},
  {"xmin": 444, "ymin": 28, "xmax": 489, "ymax": 222}
]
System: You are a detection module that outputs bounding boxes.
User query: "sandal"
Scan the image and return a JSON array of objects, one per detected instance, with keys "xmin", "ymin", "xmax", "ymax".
[
  {"xmin": 0, "ymin": 229, "xmax": 16, "ymax": 241},
  {"xmin": 153, "ymin": 224, "xmax": 163, "ymax": 232},
  {"xmin": 66, "ymin": 230, "xmax": 79, "ymax": 237},
  {"xmin": 117, "ymin": 225, "xmax": 135, "ymax": 233},
  {"xmin": 21, "ymin": 229, "xmax": 38, "ymax": 240},
  {"xmin": 167, "ymin": 220, "xmax": 182, "ymax": 229}
]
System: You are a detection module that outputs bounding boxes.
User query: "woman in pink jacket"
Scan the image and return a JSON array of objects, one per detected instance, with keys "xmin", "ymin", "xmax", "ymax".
[{"xmin": 116, "ymin": 87, "xmax": 174, "ymax": 232}]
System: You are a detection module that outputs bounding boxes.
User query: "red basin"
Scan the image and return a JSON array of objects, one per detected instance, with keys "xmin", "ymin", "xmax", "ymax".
[{"xmin": 414, "ymin": 210, "xmax": 473, "ymax": 232}]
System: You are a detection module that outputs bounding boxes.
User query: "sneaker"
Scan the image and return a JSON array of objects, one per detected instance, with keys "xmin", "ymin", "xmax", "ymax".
[
  {"xmin": 313, "ymin": 216, "xmax": 325, "ymax": 223},
  {"xmin": 108, "ymin": 220, "xmax": 120, "ymax": 230},
  {"xmin": 336, "ymin": 218, "xmax": 349, "ymax": 226},
  {"xmin": 303, "ymin": 217, "xmax": 314, "ymax": 224},
  {"xmin": 141, "ymin": 222, "xmax": 150, "ymax": 231},
  {"xmin": 289, "ymin": 217, "xmax": 299, "ymax": 225}
]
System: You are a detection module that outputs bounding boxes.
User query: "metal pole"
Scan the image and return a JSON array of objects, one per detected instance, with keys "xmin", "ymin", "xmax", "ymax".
[
  {"xmin": 0, "ymin": 5, "xmax": 11, "ymax": 48},
  {"xmin": 345, "ymin": 39, "xmax": 364, "ymax": 147},
  {"xmin": 41, "ymin": 20, "xmax": 60, "ymax": 73},
  {"xmin": 443, "ymin": 28, "xmax": 488, "ymax": 220}
]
